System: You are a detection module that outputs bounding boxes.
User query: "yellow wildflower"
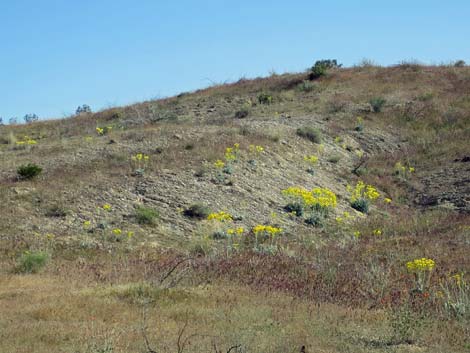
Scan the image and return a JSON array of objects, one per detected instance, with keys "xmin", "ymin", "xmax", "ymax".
[
  {"xmin": 103, "ymin": 204, "xmax": 111, "ymax": 211},
  {"xmin": 207, "ymin": 211, "xmax": 233, "ymax": 222},
  {"xmin": 406, "ymin": 258, "xmax": 435, "ymax": 272},
  {"xmin": 214, "ymin": 160, "xmax": 225, "ymax": 169},
  {"xmin": 112, "ymin": 228, "xmax": 122, "ymax": 235}
]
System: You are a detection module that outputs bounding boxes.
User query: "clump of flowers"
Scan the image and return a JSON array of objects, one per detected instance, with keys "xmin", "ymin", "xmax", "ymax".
[
  {"xmin": 102, "ymin": 204, "xmax": 112, "ymax": 211},
  {"xmin": 249, "ymin": 144, "xmax": 264, "ymax": 154},
  {"xmin": 355, "ymin": 116, "xmax": 364, "ymax": 131},
  {"xmin": 214, "ymin": 160, "xmax": 225, "ymax": 169},
  {"xmin": 282, "ymin": 186, "xmax": 337, "ymax": 214},
  {"xmin": 406, "ymin": 257, "xmax": 435, "ymax": 292},
  {"xmin": 131, "ymin": 153, "xmax": 150, "ymax": 175},
  {"xmin": 252, "ymin": 225, "xmax": 282, "ymax": 248},
  {"xmin": 394, "ymin": 161, "xmax": 415, "ymax": 179},
  {"xmin": 96, "ymin": 126, "xmax": 113, "ymax": 136},
  {"xmin": 207, "ymin": 211, "xmax": 233, "ymax": 222},
  {"xmin": 224, "ymin": 143, "xmax": 240, "ymax": 162},
  {"xmin": 347, "ymin": 180, "xmax": 380, "ymax": 214}
]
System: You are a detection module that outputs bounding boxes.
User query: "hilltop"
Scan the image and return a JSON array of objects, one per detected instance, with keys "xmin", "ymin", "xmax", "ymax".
[{"xmin": 0, "ymin": 63, "xmax": 469, "ymax": 353}]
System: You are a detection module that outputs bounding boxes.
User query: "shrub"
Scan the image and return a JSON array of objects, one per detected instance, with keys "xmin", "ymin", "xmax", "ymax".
[
  {"xmin": 296, "ymin": 80, "xmax": 317, "ymax": 92},
  {"xmin": 23, "ymin": 114, "xmax": 39, "ymax": 124},
  {"xmin": 305, "ymin": 214, "xmax": 324, "ymax": 227},
  {"xmin": 234, "ymin": 107, "xmax": 250, "ymax": 119},
  {"xmin": 135, "ymin": 205, "xmax": 159, "ymax": 225},
  {"xmin": 76, "ymin": 104, "xmax": 92, "ymax": 115},
  {"xmin": 309, "ymin": 59, "xmax": 341, "ymax": 80},
  {"xmin": 16, "ymin": 251, "xmax": 49, "ymax": 273},
  {"xmin": 284, "ymin": 202, "xmax": 303, "ymax": 217},
  {"xmin": 296, "ymin": 126, "xmax": 322, "ymax": 143},
  {"xmin": 184, "ymin": 204, "xmax": 211, "ymax": 220},
  {"xmin": 45, "ymin": 204, "xmax": 68, "ymax": 218},
  {"xmin": 351, "ymin": 198, "xmax": 369, "ymax": 214},
  {"xmin": 454, "ymin": 60, "xmax": 466, "ymax": 67},
  {"xmin": 258, "ymin": 93, "xmax": 273, "ymax": 105},
  {"xmin": 17, "ymin": 163, "xmax": 42, "ymax": 180},
  {"xmin": 369, "ymin": 97, "xmax": 386, "ymax": 112},
  {"xmin": 327, "ymin": 155, "xmax": 341, "ymax": 164},
  {"xmin": 9, "ymin": 117, "xmax": 18, "ymax": 125}
]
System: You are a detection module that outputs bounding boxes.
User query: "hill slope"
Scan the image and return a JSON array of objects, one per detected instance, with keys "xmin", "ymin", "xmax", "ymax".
[{"xmin": 0, "ymin": 64, "xmax": 469, "ymax": 353}]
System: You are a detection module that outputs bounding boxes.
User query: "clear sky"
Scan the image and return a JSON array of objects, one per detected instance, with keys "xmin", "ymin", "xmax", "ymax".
[{"xmin": 0, "ymin": 0, "xmax": 469, "ymax": 121}]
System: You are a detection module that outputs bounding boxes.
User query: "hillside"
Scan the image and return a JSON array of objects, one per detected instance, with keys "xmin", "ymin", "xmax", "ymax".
[{"xmin": 0, "ymin": 64, "xmax": 469, "ymax": 353}]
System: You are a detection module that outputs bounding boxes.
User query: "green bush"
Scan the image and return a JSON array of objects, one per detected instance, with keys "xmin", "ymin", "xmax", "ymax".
[
  {"xmin": 258, "ymin": 93, "xmax": 273, "ymax": 105},
  {"xmin": 17, "ymin": 163, "xmax": 42, "ymax": 180},
  {"xmin": 234, "ymin": 107, "xmax": 250, "ymax": 119},
  {"xmin": 284, "ymin": 202, "xmax": 303, "ymax": 217},
  {"xmin": 135, "ymin": 205, "xmax": 159, "ymax": 225},
  {"xmin": 369, "ymin": 97, "xmax": 386, "ymax": 113},
  {"xmin": 296, "ymin": 126, "xmax": 322, "ymax": 144},
  {"xmin": 16, "ymin": 251, "xmax": 49, "ymax": 273},
  {"xmin": 351, "ymin": 198, "xmax": 369, "ymax": 214},
  {"xmin": 184, "ymin": 204, "xmax": 211, "ymax": 220},
  {"xmin": 309, "ymin": 60, "xmax": 341, "ymax": 80}
]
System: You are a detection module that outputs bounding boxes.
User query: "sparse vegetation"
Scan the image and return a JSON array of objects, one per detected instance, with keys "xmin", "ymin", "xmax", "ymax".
[
  {"xmin": 16, "ymin": 251, "xmax": 49, "ymax": 273},
  {"xmin": 369, "ymin": 97, "xmax": 386, "ymax": 112},
  {"xmin": 135, "ymin": 205, "xmax": 159, "ymax": 225},
  {"xmin": 258, "ymin": 92, "xmax": 273, "ymax": 104},
  {"xmin": 296, "ymin": 126, "xmax": 322, "ymax": 143},
  {"xmin": 183, "ymin": 203, "xmax": 211, "ymax": 219}
]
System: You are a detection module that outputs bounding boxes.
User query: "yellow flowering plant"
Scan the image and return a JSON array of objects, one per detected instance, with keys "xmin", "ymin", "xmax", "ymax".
[
  {"xmin": 131, "ymin": 153, "xmax": 150, "ymax": 175},
  {"xmin": 282, "ymin": 186, "xmax": 337, "ymax": 217},
  {"xmin": 394, "ymin": 161, "xmax": 415, "ymax": 179},
  {"xmin": 347, "ymin": 180, "xmax": 380, "ymax": 214},
  {"xmin": 207, "ymin": 211, "xmax": 233, "ymax": 222},
  {"xmin": 252, "ymin": 224, "xmax": 282, "ymax": 248},
  {"xmin": 406, "ymin": 257, "xmax": 435, "ymax": 292}
]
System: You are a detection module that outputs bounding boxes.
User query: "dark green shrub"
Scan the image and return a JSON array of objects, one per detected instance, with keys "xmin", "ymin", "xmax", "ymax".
[
  {"xmin": 16, "ymin": 251, "xmax": 49, "ymax": 273},
  {"xmin": 258, "ymin": 93, "xmax": 273, "ymax": 105},
  {"xmin": 234, "ymin": 108, "xmax": 250, "ymax": 119},
  {"xmin": 135, "ymin": 205, "xmax": 159, "ymax": 225},
  {"xmin": 45, "ymin": 204, "xmax": 68, "ymax": 218},
  {"xmin": 296, "ymin": 126, "xmax": 322, "ymax": 143},
  {"xmin": 309, "ymin": 60, "xmax": 341, "ymax": 80},
  {"xmin": 184, "ymin": 204, "xmax": 211, "ymax": 220},
  {"xmin": 284, "ymin": 202, "xmax": 303, "ymax": 217},
  {"xmin": 369, "ymin": 97, "xmax": 386, "ymax": 113},
  {"xmin": 75, "ymin": 104, "xmax": 92, "ymax": 115},
  {"xmin": 351, "ymin": 198, "xmax": 369, "ymax": 214},
  {"xmin": 17, "ymin": 163, "xmax": 42, "ymax": 180}
]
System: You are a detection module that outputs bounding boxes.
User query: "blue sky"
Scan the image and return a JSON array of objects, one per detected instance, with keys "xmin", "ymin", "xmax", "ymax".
[{"xmin": 0, "ymin": 0, "xmax": 469, "ymax": 121}]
